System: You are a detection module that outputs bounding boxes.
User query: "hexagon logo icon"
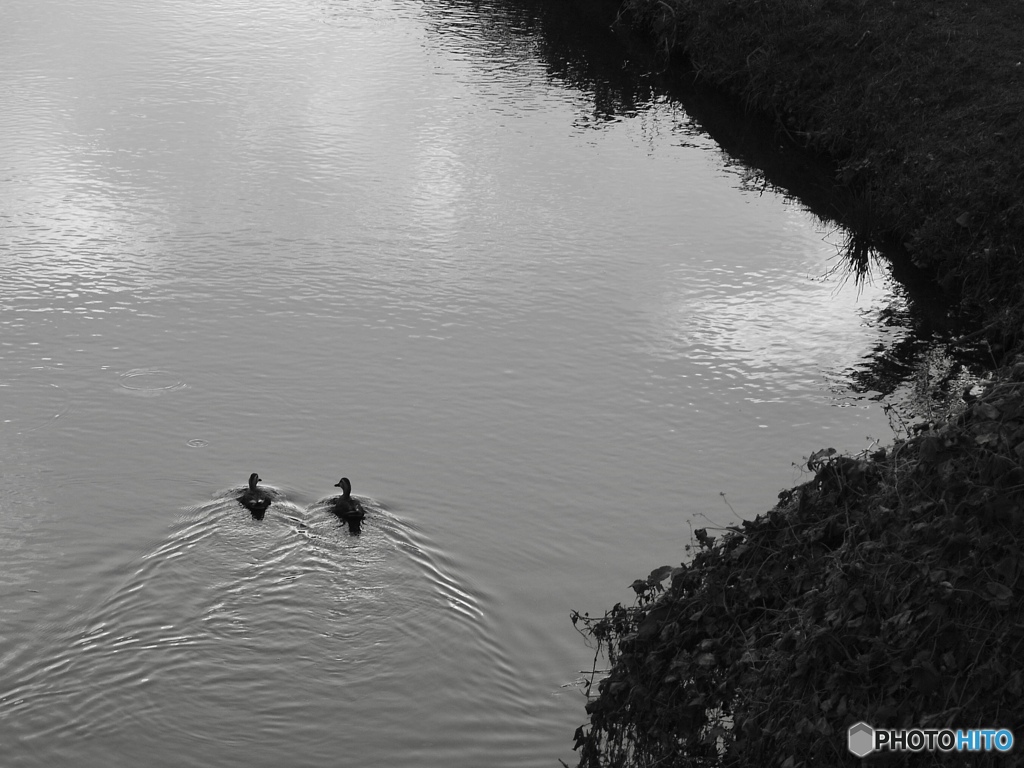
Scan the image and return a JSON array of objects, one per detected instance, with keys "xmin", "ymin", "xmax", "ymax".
[{"xmin": 848, "ymin": 722, "xmax": 874, "ymax": 757}]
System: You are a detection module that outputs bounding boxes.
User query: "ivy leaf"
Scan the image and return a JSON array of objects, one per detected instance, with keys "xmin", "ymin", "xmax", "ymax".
[
  {"xmin": 696, "ymin": 652, "xmax": 716, "ymax": 668},
  {"xmin": 648, "ymin": 565, "xmax": 673, "ymax": 585},
  {"xmin": 985, "ymin": 582, "xmax": 1013, "ymax": 605}
]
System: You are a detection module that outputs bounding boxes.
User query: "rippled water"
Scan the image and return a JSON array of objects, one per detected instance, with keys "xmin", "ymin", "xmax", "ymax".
[{"xmin": 1, "ymin": 0, "xmax": 923, "ymax": 764}]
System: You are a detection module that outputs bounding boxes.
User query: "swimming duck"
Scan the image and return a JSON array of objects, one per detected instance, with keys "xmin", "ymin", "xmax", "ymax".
[
  {"xmin": 329, "ymin": 477, "xmax": 366, "ymax": 531},
  {"xmin": 239, "ymin": 472, "xmax": 272, "ymax": 520}
]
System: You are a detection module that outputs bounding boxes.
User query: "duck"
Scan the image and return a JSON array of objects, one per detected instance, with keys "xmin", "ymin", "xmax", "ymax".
[
  {"xmin": 238, "ymin": 472, "xmax": 272, "ymax": 520},
  {"xmin": 328, "ymin": 477, "xmax": 366, "ymax": 531}
]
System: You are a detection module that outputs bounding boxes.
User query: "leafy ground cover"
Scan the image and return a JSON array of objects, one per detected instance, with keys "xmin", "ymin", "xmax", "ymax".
[{"xmin": 572, "ymin": 363, "xmax": 1024, "ymax": 765}]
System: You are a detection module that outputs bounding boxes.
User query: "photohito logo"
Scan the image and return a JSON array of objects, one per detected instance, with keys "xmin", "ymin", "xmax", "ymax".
[{"xmin": 848, "ymin": 722, "xmax": 1014, "ymax": 756}]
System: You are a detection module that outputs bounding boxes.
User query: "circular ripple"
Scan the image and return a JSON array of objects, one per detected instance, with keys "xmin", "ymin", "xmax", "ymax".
[
  {"xmin": 187, "ymin": 438, "xmax": 208, "ymax": 448},
  {"xmin": 118, "ymin": 369, "xmax": 186, "ymax": 396}
]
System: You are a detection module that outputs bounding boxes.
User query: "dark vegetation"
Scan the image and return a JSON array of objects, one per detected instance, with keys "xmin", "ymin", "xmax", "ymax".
[
  {"xmin": 567, "ymin": 0, "xmax": 1024, "ymax": 764},
  {"xmin": 573, "ymin": 364, "xmax": 1024, "ymax": 765},
  {"xmin": 613, "ymin": 0, "xmax": 1024, "ymax": 349}
]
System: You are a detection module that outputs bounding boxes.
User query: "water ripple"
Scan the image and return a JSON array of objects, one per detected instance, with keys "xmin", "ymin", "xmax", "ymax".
[
  {"xmin": 0, "ymin": 489, "xmax": 521, "ymax": 765},
  {"xmin": 117, "ymin": 368, "xmax": 186, "ymax": 396}
]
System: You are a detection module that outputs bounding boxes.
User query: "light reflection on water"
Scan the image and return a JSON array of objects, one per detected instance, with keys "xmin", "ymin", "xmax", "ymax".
[{"xmin": 1, "ymin": 0, "xmax": 924, "ymax": 764}]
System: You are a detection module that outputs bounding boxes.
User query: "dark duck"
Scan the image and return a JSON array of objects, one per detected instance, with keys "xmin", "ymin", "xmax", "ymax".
[
  {"xmin": 239, "ymin": 472, "xmax": 272, "ymax": 520},
  {"xmin": 328, "ymin": 477, "xmax": 366, "ymax": 532}
]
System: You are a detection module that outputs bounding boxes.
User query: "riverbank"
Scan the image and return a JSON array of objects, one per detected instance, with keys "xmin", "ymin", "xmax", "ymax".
[
  {"xmin": 604, "ymin": 0, "xmax": 1024, "ymax": 347},
  {"xmin": 571, "ymin": 0, "xmax": 1024, "ymax": 764},
  {"xmin": 573, "ymin": 363, "xmax": 1024, "ymax": 765}
]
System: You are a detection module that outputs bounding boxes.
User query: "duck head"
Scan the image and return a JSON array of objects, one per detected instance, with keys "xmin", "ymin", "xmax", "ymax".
[
  {"xmin": 334, "ymin": 477, "xmax": 352, "ymax": 497},
  {"xmin": 248, "ymin": 473, "xmax": 262, "ymax": 492}
]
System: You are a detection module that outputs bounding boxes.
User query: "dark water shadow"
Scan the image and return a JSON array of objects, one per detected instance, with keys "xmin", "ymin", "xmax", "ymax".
[{"xmin": 421, "ymin": 0, "xmax": 992, "ymax": 419}]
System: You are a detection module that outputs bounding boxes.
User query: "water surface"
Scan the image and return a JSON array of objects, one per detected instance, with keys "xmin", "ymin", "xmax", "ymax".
[{"xmin": 1, "ymin": 0, "xmax": 922, "ymax": 764}]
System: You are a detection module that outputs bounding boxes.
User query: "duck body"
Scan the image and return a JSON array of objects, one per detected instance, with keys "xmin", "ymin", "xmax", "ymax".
[
  {"xmin": 239, "ymin": 472, "xmax": 272, "ymax": 520},
  {"xmin": 328, "ymin": 477, "xmax": 366, "ymax": 531}
]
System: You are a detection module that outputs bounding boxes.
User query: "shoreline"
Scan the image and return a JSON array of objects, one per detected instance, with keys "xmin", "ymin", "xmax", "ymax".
[
  {"xmin": 591, "ymin": 0, "xmax": 1024, "ymax": 346},
  {"xmin": 569, "ymin": 0, "xmax": 1024, "ymax": 764}
]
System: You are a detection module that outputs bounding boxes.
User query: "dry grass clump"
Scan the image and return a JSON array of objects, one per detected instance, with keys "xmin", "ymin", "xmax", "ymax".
[{"xmin": 572, "ymin": 360, "xmax": 1024, "ymax": 766}]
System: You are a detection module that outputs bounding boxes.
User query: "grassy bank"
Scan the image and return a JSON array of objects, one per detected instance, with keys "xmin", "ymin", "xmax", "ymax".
[
  {"xmin": 571, "ymin": 1, "xmax": 1024, "ymax": 765},
  {"xmin": 573, "ymin": 364, "xmax": 1024, "ymax": 765},
  {"xmin": 614, "ymin": 0, "xmax": 1024, "ymax": 348}
]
